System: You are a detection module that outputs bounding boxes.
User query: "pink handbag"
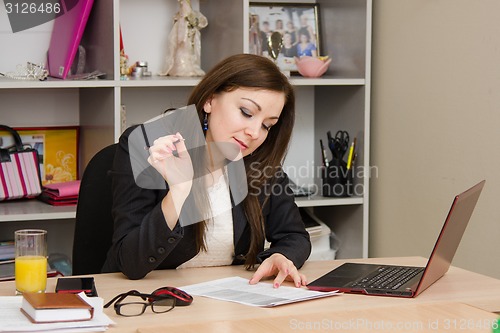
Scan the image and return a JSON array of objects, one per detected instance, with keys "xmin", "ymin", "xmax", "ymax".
[{"xmin": 0, "ymin": 125, "xmax": 42, "ymax": 201}]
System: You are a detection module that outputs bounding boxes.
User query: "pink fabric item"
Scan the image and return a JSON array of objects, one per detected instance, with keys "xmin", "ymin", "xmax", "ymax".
[{"xmin": 43, "ymin": 180, "xmax": 81, "ymax": 198}]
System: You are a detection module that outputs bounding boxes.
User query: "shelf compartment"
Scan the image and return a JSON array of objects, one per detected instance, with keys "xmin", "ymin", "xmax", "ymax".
[{"xmin": 0, "ymin": 201, "xmax": 76, "ymax": 222}]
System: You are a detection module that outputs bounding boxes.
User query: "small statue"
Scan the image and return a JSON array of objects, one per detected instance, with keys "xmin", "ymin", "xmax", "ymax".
[
  {"xmin": 160, "ymin": 0, "xmax": 208, "ymax": 77},
  {"xmin": 249, "ymin": 14, "xmax": 263, "ymax": 56},
  {"xmin": 120, "ymin": 50, "xmax": 130, "ymax": 78}
]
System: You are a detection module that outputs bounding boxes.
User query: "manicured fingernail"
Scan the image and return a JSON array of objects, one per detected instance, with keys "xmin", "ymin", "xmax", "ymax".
[{"xmin": 274, "ymin": 283, "xmax": 280, "ymax": 288}]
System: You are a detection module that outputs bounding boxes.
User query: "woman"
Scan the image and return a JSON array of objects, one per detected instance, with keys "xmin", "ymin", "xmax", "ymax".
[
  {"xmin": 274, "ymin": 19, "xmax": 285, "ymax": 36},
  {"xmin": 281, "ymin": 32, "xmax": 298, "ymax": 58},
  {"xmin": 285, "ymin": 20, "xmax": 298, "ymax": 46},
  {"xmin": 298, "ymin": 14, "xmax": 316, "ymax": 46},
  {"xmin": 297, "ymin": 30, "xmax": 317, "ymax": 57},
  {"xmin": 102, "ymin": 54, "xmax": 311, "ymax": 288}
]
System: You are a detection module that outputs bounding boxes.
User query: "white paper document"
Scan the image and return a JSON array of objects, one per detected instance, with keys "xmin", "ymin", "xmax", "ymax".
[
  {"xmin": 0, "ymin": 293, "xmax": 115, "ymax": 333},
  {"xmin": 181, "ymin": 276, "xmax": 340, "ymax": 307}
]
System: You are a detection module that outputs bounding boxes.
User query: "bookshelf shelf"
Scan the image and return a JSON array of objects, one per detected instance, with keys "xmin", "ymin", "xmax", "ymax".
[
  {"xmin": 0, "ymin": 201, "xmax": 76, "ymax": 222},
  {"xmin": 295, "ymin": 196, "xmax": 364, "ymax": 208},
  {"xmin": 0, "ymin": 79, "xmax": 115, "ymax": 89}
]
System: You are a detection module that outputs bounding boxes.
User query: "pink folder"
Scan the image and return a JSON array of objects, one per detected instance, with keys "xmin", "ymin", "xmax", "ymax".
[
  {"xmin": 38, "ymin": 180, "xmax": 80, "ymax": 206},
  {"xmin": 43, "ymin": 180, "xmax": 81, "ymax": 198},
  {"xmin": 47, "ymin": 0, "xmax": 95, "ymax": 79}
]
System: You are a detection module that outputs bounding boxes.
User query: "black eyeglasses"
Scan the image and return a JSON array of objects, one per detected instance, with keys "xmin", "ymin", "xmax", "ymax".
[{"xmin": 104, "ymin": 289, "xmax": 176, "ymax": 317}]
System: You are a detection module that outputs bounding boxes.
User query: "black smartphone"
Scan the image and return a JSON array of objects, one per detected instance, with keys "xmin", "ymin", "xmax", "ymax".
[{"xmin": 55, "ymin": 277, "xmax": 98, "ymax": 297}]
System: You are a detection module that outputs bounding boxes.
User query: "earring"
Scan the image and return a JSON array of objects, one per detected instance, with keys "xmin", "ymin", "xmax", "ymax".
[{"xmin": 203, "ymin": 112, "xmax": 208, "ymax": 131}]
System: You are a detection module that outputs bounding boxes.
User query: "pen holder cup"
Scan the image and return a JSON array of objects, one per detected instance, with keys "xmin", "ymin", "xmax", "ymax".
[{"xmin": 322, "ymin": 161, "xmax": 354, "ymax": 197}]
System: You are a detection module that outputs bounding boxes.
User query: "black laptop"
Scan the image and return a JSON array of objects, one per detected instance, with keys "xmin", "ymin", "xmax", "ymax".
[{"xmin": 307, "ymin": 180, "xmax": 485, "ymax": 298}]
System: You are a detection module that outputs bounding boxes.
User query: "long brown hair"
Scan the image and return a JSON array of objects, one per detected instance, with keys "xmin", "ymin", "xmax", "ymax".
[{"xmin": 187, "ymin": 54, "xmax": 296, "ymax": 268}]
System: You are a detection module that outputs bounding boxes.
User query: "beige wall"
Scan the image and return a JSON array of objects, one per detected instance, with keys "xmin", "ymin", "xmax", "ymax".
[{"xmin": 370, "ymin": 0, "xmax": 500, "ymax": 278}]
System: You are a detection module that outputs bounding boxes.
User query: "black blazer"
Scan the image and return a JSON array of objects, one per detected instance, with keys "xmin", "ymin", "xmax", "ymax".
[{"xmin": 102, "ymin": 126, "xmax": 311, "ymax": 279}]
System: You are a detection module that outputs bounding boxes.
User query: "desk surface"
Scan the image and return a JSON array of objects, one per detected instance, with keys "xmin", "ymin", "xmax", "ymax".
[{"xmin": 1, "ymin": 257, "xmax": 499, "ymax": 332}]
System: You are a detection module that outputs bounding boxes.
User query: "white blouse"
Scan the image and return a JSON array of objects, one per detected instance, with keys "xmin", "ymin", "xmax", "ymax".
[{"xmin": 177, "ymin": 172, "xmax": 234, "ymax": 269}]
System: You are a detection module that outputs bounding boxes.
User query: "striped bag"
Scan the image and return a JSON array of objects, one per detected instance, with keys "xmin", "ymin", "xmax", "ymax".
[{"xmin": 0, "ymin": 125, "xmax": 42, "ymax": 201}]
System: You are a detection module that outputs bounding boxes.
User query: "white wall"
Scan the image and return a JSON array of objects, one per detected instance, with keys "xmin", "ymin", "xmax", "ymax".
[{"xmin": 370, "ymin": 0, "xmax": 500, "ymax": 278}]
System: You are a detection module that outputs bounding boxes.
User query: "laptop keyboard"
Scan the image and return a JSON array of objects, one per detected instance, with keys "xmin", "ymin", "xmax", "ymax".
[{"xmin": 351, "ymin": 266, "xmax": 424, "ymax": 290}]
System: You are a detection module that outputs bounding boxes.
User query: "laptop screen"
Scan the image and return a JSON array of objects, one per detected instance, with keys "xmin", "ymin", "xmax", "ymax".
[{"xmin": 415, "ymin": 180, "xmax": 485, "ymax": 295}]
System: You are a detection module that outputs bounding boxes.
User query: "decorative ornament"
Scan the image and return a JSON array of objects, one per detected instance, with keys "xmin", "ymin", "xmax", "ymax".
[
  {"xmin": 0, "ymin": 62, "xmax": 48, "ymax": 81},
  {"xmin": 267, "ymin": 31, "xmax": 283, "ymax": 62},
  {"xmin": 203, "ymin": 112, "xmax": 208, "ymax": 131},
  {"xmin": 160, "ymin": 0, "xmax": 208, "ymax": 77}
]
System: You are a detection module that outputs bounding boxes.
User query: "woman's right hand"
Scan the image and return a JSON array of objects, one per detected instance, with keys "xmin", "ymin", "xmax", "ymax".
[{"xmin": 147, "ymin": 132, "xmax": 193, "ymax": 196}]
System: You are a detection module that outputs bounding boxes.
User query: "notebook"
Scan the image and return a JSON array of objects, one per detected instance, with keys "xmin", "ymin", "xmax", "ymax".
[
  {"xmin": 47, "ymin": 0, "xmax": 95, "ymax": 79},
  {"xmin": 307, "ymin": 180, "xmax": 485, "ymax": 298}
]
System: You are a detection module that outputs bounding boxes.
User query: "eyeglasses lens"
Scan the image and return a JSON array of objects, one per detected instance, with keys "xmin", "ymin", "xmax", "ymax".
[
  {"xmin": 152, "ymin": 298, "xmax": 176, "ymax": 313},
  {"xmin": 118, "ymin": 302, "xmax": 148, "ymax": 317}
]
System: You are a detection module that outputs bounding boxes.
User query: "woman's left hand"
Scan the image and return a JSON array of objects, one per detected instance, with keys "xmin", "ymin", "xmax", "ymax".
[{"xmin": 249, "ymin": 253, "xmax": 307, "ymax": 288}]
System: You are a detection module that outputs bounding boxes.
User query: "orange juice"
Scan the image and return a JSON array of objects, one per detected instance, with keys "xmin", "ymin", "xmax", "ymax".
[{"xmin": 15, "ymin": 255, "xmax": 47, "ymax": 293}]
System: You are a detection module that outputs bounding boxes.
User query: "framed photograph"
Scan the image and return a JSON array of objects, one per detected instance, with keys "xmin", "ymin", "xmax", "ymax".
[
  {"xmin": 0, "ymin": 126, "xmax": 79, "ymax": 185},
  {"xmin": 249, "ymin": 2, "xmax": 321, "ymax": 72}
]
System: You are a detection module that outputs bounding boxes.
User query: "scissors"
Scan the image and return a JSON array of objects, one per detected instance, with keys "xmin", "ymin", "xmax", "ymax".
[{"xmin": 328, "ymin": 130, "xmax": 349, "ymax": 161}]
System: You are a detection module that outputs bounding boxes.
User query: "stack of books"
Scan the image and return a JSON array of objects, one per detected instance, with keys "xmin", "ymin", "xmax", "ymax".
[
  {"xmin": 1, "ymin": 292, "xmax": 115, "ymax": 332},
  {"xmin": 21, "ymin": 292, "xmax": 94, "ymax": 323},
  {"xmin": 0, "ymin": 240, "xmax": 15, "ymax": 261},
  {"xmin": 1, "ymin": 260, "xmax": 61, "ymax": 282},
  {"xmin": 0, "ymin": 240, "xmax": 15, "ymax": 282},
  {"xmin": 38, "ymin": 180, "xmax": 80, "ymax": 206}
]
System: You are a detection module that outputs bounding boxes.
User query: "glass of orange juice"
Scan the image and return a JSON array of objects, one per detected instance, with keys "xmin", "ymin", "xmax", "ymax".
[{"xmin": 15, "ymin": 229, "xmax": 47, "ymax": 295}]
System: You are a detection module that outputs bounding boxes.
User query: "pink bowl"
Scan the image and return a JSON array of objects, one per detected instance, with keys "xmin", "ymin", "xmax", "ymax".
[{"xmin": 294, "ymin": 56, "xmax": 332, "ymax": 78}]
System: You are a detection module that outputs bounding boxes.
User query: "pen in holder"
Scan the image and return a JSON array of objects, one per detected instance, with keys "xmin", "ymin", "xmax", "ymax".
[{"xmin": 322, "ymin": 158, "xmax": 354, "ymax": 197}]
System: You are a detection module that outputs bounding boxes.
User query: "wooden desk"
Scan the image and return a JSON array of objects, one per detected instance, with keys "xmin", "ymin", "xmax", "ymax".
[
  {"xmin": 1, "ymin": 257, "xmax": 499, "ymax": 332},
  {"xmin": 139, "ymin": 302, "xmax": 499, "ymax": 333}
]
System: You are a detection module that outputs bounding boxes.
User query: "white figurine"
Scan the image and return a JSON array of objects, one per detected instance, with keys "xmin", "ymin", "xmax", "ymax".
[{"xmin": 160, "ymin": 0, "xmax": 208, "ymax": 77}]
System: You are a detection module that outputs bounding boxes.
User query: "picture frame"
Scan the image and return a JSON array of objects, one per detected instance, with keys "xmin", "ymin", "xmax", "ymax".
[
  {"xmin": 0, "ymin": 126, "xmax": 79, "ymax": 185},
  {"xmin": 249, "ymin": 2, "xmax": 321, "ymax": 72}
]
